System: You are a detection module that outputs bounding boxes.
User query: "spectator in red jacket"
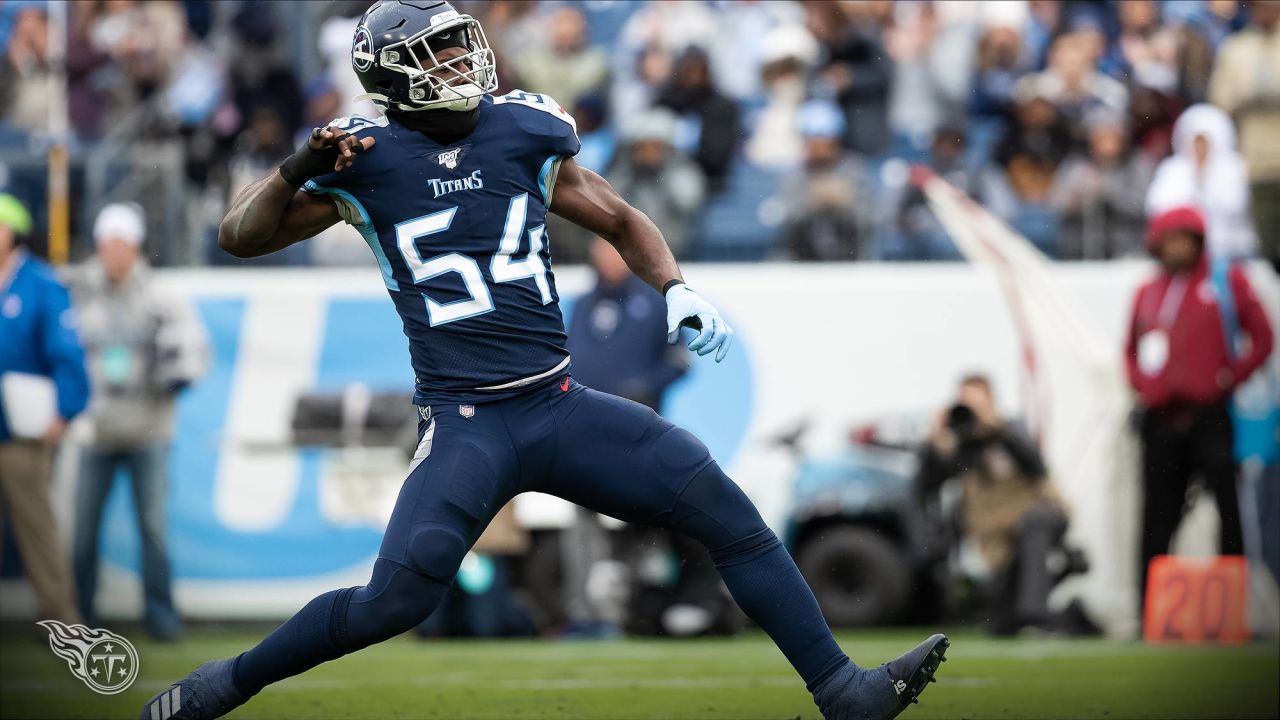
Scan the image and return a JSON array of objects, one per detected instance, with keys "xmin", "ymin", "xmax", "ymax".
[{"xmin": 1124, "ymin": 205, "xmax": 1274, "ymax": 626}]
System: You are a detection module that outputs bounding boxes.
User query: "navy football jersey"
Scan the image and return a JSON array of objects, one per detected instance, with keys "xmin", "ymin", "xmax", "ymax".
[{"xmin": 303, "ymin": 91, "xmax": 581, "ymax": 406}]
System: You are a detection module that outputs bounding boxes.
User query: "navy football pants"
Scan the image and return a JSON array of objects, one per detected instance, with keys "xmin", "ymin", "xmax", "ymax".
[{"xmin": 234, "ymin": 379, "xmax": 849, "ymax": 695}]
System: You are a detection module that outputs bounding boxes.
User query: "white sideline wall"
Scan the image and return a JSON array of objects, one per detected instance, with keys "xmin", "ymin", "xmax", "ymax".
[{"xmin": 5, "ymin": 261, "xmax": 1274, "ymax": 628}]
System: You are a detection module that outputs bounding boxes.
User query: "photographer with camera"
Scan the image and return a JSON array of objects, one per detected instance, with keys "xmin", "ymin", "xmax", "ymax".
[{"xmin": 915, "ymin": 373, "xmax": 1076, "ymax": 635}]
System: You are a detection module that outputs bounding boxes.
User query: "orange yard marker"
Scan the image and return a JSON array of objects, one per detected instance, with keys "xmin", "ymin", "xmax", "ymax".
[{"xmin": 1144, "ymin": 555, "xmax": 1250, "ymax": 644}]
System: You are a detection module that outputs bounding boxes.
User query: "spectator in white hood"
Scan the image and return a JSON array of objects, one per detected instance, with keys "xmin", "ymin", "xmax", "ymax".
[
  {"xmin": 1145, "ymin": 104, "xmax": 1258, "ymax": 259},
  {"xmin": 745, "ymin": 24, "xmax": 819, "ymax": 170}
]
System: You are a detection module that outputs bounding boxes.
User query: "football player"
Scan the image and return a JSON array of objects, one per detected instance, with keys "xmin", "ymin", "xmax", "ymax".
[{"xmin": 142, "ymin": 3, "xmax": 946, "ymax": 719}]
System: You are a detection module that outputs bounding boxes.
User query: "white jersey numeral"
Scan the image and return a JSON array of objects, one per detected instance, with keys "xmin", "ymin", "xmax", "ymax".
[
  {"xmin": 493, "ymin": 91, "xmax": 577, "ymax": 132},
  {"xmin": 490, "ymin": 194, "xmax": 552, "ymax": 304},
  {"xmin": 394, "ymin": 195, "xmax": 550, "ymax": 327}
]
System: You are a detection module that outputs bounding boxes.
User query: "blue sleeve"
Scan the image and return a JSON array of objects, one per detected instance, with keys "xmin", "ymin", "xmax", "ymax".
[{"xmin": 39, "ymin": 278, "xmax": 90, "ymax": 420}]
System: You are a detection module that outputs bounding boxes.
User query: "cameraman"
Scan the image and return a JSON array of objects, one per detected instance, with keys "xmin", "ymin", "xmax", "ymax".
[{"xmin": 915, "ymin": 373, "xmax": 1069, "ymax": 635}]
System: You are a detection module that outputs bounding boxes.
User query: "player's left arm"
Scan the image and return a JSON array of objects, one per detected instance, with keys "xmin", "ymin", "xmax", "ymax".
[{"xmin": 550, "ymin": 157, "xmax": 733, "ymax": 362}]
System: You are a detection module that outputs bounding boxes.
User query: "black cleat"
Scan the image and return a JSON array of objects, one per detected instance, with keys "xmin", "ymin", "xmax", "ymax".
[
  {"xmin": 813, "ymin": 634, "xmax": 950, "ymax": 720},
  {"xmin": 140, "ymin": 658, "xmax": 247, "ymax": 720},
  {"xmin": 883, "ymin": 633, "xmax": 949, "ymax": 710}
]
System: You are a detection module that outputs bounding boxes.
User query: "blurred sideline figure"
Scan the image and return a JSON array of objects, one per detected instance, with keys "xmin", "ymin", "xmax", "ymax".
[
  {"xmin": 567, "ymin": 239, "xmax": 689, "ymax": 412},
  {"xmin": 67, "ymin": 203, "xmax": 209, "ymax": 641},
  {"xmin": 1125, "ymin": 206, "xmax": 1274, "ymax": 628},
  {"xmin": 914, "ymin": 374, "xmax": 1080, "ymax": 636},
  {"xmin": 564, "ymin": 238, "xmax": 724, "ymax": 637},
  {"xmin": 0, "ymin": 194, "xmax": 88, "ymax": 624}
]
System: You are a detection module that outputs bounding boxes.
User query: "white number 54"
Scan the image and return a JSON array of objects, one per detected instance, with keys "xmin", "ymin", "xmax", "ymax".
[{"xmin": 395, "ymin": 193, "xmax": 551, "ymax": 327}]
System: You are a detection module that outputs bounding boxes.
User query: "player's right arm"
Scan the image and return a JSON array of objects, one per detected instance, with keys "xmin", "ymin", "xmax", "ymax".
[{"xmin": 218, "ymin": 128, "xmax": 374, "ymax": 258}]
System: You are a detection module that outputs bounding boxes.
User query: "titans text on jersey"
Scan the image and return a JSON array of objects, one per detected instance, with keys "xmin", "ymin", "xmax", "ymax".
[
  {"xmin": 428, "ymin": 170, "xmax": 484, "ymax": 198},
  {"xmin": 302, "ymin": 91, "xmax": 581, "ymax": 406}
]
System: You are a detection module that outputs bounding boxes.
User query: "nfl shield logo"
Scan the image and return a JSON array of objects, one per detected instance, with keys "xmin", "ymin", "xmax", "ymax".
[
  {"xmin": 438, "ymin": 148, "xmax": 462, "ymax": 169},
  {"xmin": 459, "ymin": 405, "xmax": 475, "ymax": 418}
]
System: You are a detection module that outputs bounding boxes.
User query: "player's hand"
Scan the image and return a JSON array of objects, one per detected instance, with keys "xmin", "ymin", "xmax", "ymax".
[
  {"xmin": 665, "ymin": 283, "xmax": 733, "ymax": 363},
  {"xmin": 278, "ymin": 127, "xmax": 376, "ymax": 187},
  {"xmin": 313, "ymin": 127, "xmax": 376, "ymax": 172}
]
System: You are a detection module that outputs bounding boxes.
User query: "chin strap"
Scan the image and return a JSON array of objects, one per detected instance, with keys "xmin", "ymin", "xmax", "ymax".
[
  {"xmin": 353, "ymin": 92, "xmax": 479, "ymax": 113},
  {"xmin": 354, "ymin": 92, "xmax": 416, "ymax": 112}
]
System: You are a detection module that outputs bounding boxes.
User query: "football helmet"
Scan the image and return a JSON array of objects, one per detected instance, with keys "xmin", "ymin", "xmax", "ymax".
[{"xmin": 351, "ymin": 0, "xmax": 497, "ymax": 112}]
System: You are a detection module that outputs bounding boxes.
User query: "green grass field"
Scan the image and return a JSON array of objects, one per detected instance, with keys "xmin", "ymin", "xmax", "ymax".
[{"xmin": 2, "ymin": 628, "xmax": 1277, "ymax": 719}]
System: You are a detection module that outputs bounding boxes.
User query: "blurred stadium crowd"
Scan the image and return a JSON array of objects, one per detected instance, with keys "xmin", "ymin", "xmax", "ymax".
[{"xmin": 1, "ymin": 0, "xmax": 1277, "ymax": 267}]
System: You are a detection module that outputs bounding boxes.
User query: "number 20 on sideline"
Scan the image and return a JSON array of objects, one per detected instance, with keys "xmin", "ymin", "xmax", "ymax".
[{"xmin": 1144, "ymin": 555, "xmax": 1249, "ymax": 644}]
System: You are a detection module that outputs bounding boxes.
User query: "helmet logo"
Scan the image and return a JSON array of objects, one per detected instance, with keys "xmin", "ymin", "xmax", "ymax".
[
  {"xmin": 352, "ymin": 25, "xmax": 374, "ymax": 71},
  {"xmin": 430, "ymin": 10, "xmax": 460, "ymax": 26}
]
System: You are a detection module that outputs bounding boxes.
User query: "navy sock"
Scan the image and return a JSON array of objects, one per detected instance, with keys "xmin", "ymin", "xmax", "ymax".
[
  {"xmin": 711, "ymin": 529, "xmax": 853, "ymax": 691},
  {"xmin": 670, "ymin": 465, "xmax": 853, "ymax": 692},
  {"xmin": 233, "ymin": 587, "xmax": 353, "ymax": 696}
]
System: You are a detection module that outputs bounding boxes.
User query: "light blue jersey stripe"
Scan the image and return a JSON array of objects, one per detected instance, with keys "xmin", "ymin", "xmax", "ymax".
[
  {"xmin": 304, "ymin": 181, "xmax": 400, "ymax": 291},
  {"xmin": 537, "ymin": 155, "xmax": 559, "ymax": 206}
]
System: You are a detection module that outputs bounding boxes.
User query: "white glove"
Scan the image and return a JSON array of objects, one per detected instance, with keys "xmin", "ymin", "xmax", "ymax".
[{"xmin": 665, "ymin": 283, "xmax": 734, "ymax": 363}]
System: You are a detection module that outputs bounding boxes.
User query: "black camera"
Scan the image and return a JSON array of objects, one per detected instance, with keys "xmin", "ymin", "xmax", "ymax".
[{"xmin": 946, "ymin": 403, "xmax": 979, "ymax": 441}]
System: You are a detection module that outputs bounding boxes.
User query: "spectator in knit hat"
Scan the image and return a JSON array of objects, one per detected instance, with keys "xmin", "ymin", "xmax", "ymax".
[{"xmin": 67, "ymin": 202, "xmax": 209, "ymax": 640}]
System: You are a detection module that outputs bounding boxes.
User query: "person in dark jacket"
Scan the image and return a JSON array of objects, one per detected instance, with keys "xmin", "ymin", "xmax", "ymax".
[
  {"xmin": 806, "ymin": 1, "xmax": 892, "ymax": 156},
  {"xmin": 0, "ymin": 193, "xmax": 89, "ymax": 624},
  {"xmin": 1125, "ymin": 205, "xmax": 1275, "ymax": 625},
  {"xmin": 567, "ymin": 238, "xmax": 689, "ymax": 410},
  {"xmin": 655, "ymin": 46, "xmax": 740, "ymax": 193}
]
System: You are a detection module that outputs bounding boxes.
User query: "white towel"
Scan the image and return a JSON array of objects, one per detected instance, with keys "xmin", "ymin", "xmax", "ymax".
[{"xmin": 1, "ymin": 372, "xmax": 57, "ymax": 439}]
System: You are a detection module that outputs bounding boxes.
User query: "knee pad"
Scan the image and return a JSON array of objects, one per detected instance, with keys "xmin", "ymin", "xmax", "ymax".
[
  {"xmin": 406, "ymin": 525, "xmax": 469, "ymax": 581},
  {"xmin": 669, "ymin": 463, "xmax": 771, "ymax": 553}
]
